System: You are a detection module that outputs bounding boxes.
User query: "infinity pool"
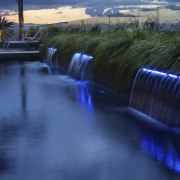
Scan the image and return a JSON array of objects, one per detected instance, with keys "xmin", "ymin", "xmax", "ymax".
[{"xmin": 0, "ymin": 61, "xmax": 180, "ymax": 180}]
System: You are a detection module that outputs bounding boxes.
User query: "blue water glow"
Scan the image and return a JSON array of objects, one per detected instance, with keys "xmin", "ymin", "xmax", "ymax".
[
  {"xmin": 68, "ymin": 52, "xmax": 93, "ymax": 80},
  {"xmin": 141, "ymin": 135, "xmax": 180, "ymax": 173},
  {"xmin": 49, "ymin": 65, "xmax": 59, "ymax": 75},
  {"xmin": 77, "ymin": 82, "xmax": 93, "ymax": 110}
]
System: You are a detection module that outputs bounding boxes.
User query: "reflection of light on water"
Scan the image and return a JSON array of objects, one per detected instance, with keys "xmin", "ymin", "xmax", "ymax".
[
  {"xmin": 141, "ymin": 135, "xmax": 180, "ymax": 173},
  {"xmin": 76, "ymin": 82, "xmax": 93, "ymax": 110},
  {"xmin": 49, "ymin": 65, "xmax": 59, "ymax": 75}
]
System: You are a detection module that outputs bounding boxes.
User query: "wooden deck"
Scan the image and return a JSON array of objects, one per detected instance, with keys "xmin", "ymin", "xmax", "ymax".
[{"xmin": 0, "ymin": 49, "xmax": 40, "ymax": 61}]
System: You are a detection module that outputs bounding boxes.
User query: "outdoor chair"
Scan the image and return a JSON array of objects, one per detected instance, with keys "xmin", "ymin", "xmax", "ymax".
[
  {"xmin": 24, "ymin": 29, "xmax": 41, "ymax": 41},
  {"xmin": 3, "ymin": 40, "xmax": 40, "ymax": 50},
  {"xmin": 1, "ymin": 27, "xmax": 46, "ymax": 50}
]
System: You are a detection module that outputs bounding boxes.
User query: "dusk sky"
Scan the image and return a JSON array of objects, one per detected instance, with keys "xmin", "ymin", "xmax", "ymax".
[{"xmin": 0, "ymin": 0, "xmax": 179, "ymax": 24}]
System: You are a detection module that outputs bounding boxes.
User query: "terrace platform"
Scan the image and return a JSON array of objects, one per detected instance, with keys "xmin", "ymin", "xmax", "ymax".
[{"xmin": 0, "ymin": 49, "xmax": 40, "ymax": 61}]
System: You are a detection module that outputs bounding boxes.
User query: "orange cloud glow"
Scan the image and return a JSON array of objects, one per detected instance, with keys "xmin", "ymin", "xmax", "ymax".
[{"xmin": 8, "ymin": 6, "xmax": 91, "ymax": 24}]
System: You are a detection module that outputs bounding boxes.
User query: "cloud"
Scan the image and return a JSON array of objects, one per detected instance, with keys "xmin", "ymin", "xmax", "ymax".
[
  {"xmin": 85, "ymin": 7, "xmax": 134, "ymax": 17},
  {"xmin": 0, "ymin": 0, "xmax": 178, "ymax": 13},
  {"xmin": 0, "ymin": 10, "xmax": 17, "ymax": 16},
  {"xmin": 0, "ymin": 0, "xmax": 154, "ymax": 11},
  {"xmin": 165, "ymin": 4, "xmax": 180, "ymax": 10},
  {"xmin": 104, "ymin": 9, "xmax": 134, "ymax": 17},
  {"xmin": 85, "ymin": 7, "xmax": 104, "ymax": 17},
  {"xmin": 140, "ymin": 8, "xmax": 157, "ymax": 11}
]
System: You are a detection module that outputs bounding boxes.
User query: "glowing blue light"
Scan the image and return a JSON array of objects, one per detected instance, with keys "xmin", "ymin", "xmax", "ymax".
[
  {"xmin": 87, "ymin": 95, "xmax": 93, "ymax": 108},
  {"xmin": 166, "ymin": 152, "xmax": 174, "ymax": 169},
  {"xmin": 169, "ymin": 74, "xmax": 178, "ymax": 78},
  {"xmin": 175, "ymin": 160, "xmax": 180, "ymax": 173},
  {"xmin": 68, "ymin": 52, "xmax": 93, "ymax": 81},
  {"xmin": 142, "ymin": 68, "xmax": 179, "ymax": 79},
  {"xmin": 141, "ymin": 136, "xmax": 180, "ymax": 174},
  {"xmin": 49, "ymin": 65, "xmax": 59, "ymax": 75},
  {"xmin": 83, "ymin": 54, "xmax": 93, "ymax": 60},
  {"xmin": 77, "ymin": 82, "xmax": 93, "ymax": 110},
  {"xmin": 156, "ymin": 146, "xmax": 164, "ymax": 162}
]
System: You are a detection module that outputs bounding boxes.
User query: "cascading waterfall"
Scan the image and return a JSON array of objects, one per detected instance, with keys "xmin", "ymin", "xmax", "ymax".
[
  {"xmin": 44, "ymin": 47, "xmax": 58, "ymax": 66},
  {"xmin": 44, "ymin": 47, "xmax": 59, "ymax": 74},
  {"xmin": 130, "ymin": 67, "xmax": 180, "ymax": 127},
  {"xmin": 68, "ymin": 53, "xmax": 93, "ymax": 81}
]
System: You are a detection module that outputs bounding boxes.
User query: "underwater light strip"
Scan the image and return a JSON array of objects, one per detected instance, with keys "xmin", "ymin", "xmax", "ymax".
[{"xmin": 142, "ymin": 68, "xmax": 180, "ymax": 79}]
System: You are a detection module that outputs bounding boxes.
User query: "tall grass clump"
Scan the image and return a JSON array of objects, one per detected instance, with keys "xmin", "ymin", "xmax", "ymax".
[{"xmin": 41, "ymin": 24, "xmax": 180, "ymax": 94}]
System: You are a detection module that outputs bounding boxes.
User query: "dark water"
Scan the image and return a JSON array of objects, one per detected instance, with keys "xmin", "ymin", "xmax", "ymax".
[{"xmin": 0, "ymin": 61, "xmax": 180, "ymax": 180}]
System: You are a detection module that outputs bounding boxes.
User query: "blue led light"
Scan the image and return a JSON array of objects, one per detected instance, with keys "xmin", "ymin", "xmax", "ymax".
[
  {"xmin": 142, "ymin": 68, "xmax": 179, "ymax": 79},
  {"xmin": 175, "ymin": 160, "xmax": 180, "ymax": 173},
  {"xmin": 68, "ymin": 52, "xmax": 93, "ymax": 81},
  {"xmin": 77, "ymin": 82, "xmax": 93, "ymax": 110},
  {"xmin": 156, "ymin": 146, "xmax": 164, "ymax": 162},
  {"xmin": 169, "ymin": 74, "xmax": 178, "ymax": 78},
  {"xmin": 141, "ymin": 136, "xmax": 180, "ymax": 174},
  {"xmin": 166, "ymin": 152, "xmax": 174, "ymax": 169}
]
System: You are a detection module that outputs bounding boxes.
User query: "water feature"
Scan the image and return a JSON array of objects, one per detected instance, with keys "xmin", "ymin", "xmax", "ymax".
[
  {"xmin": 68, "ymin": 52, "xmax": 93, "ymax": 80},
  {"xmin": 0, "ymin": 62, "xmax": 180, "ymax": 179},
  {"xmin": 130, "ymin": 67, "xmax": 180, "ymax": 127},
  {"xmin": 44, "ymin": 47, "xmax": 58, "ymax": 65},
  {"xmin": 44, "ymin": 47, "xmax": 59, "ymax": 74},
  {"xmin": 44, "ymin": 50, "xmax": 93, "ymax": 78}
]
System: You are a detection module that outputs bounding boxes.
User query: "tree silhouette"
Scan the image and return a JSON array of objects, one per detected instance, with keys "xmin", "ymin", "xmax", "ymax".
[
  {"xmin": 0, "ymin": 16, "xmax": 14, "ymax": 41},
  {"xmin": 17, "ymin": 0, "xmax": 25, "ymax": 40}
]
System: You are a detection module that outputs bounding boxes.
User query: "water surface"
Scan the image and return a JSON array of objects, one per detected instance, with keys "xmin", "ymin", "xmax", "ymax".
[{"xmin": 0, "ymin": 61, "xmax": 180, "ymax": 180}]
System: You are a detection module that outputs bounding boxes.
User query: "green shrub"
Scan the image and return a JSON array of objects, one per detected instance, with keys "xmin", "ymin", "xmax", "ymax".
[
  {"xmin": 41, "ymin": 29, "xmax": 180, "ymax": 92},
  {"xmin": 0, "ymin": 16, "xmax": 14, "ymax": 41},
  {"xmin": 27, "ymin": 26, "xmax": 38, "ymax": 37}
]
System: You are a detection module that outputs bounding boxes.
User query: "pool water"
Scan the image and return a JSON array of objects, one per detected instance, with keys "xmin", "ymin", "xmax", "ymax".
[{"xmin": 0, "ymin": 61, "xmax": 180, "ymax": 180}]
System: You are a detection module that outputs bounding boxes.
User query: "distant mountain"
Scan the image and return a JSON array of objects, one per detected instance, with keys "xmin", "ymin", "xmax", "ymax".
[{"xmin": 13, "ymin": 23, "xmax": 41, "ymax": 27}]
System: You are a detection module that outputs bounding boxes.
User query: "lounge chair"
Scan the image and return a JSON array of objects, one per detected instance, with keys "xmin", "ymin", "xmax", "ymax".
[
  {"xmin": 3, "ymin": 40, "xmax": 39, "ymax": 50},
  {"xmin": 2, "ymin": 27, "xmax": 45, "ymax": 50},
  {"xmin": 24, "ymin": 29, "xmax": 41, "ymax": 41}
]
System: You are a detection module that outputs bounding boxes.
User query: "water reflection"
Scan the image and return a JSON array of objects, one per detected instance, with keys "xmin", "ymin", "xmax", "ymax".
[
  {"xmin": 0, "ymin": 122, "xmax": 21, "ymax": 175},
  {"xmin": 141, "ymin": 131, "xmax": 180, "ymax": 173},
  {"xmin": 66, "ymin": 81, "xmax": 127, "ymax": 110},
  {"xmin": 1, "ymin": 62, "xmax": 180, "ymax": 179},
  {"xmin": 20, "ymin": 63, "xmax": 27, "ymax": 115},
  {"xmin": 49, "ymin": 65, "xmax": 59, "ymax": 75},
  {"xmin": 0, "ymin": 150, "xmax": 12, "ymax": 174},
  {"xmin": 76, "ymin": 82, "xmax": 93, "ymax": 109},
  {"xmin": 0, "ymin": 64, "xmax": 5, "ymax": 76}
]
